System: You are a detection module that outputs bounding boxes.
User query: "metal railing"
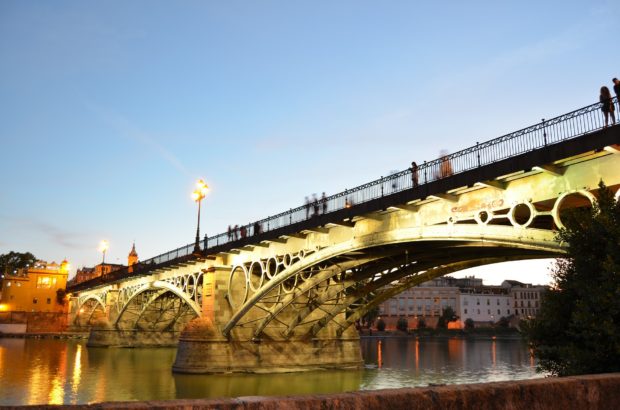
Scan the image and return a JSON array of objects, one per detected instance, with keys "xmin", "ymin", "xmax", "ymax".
[{"xmin": 70, "ymin": 97, "xmax": 618, "ymax": 289}]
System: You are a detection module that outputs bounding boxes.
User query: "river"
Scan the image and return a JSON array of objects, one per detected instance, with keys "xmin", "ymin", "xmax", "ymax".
[{"xmin": 0, "ymin": 336, "xmax": 541, "ymax": 406}]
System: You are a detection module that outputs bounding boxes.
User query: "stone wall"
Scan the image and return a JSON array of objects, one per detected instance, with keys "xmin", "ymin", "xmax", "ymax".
[
  {"xmin": 9, "ymin": 373, "xmax": 619, "ymax": 409},
  {"xmin": 0, "ymin": 311, "xmax": 68, "ymax": 333}
]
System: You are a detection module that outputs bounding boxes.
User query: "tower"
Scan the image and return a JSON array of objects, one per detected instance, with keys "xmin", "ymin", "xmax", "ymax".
[{"xmin": 128, "ymin": 243, "xmax": 138, "ymax": 267}]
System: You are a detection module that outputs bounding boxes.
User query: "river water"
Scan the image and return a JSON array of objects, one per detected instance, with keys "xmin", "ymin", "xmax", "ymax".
[{"xmin": 0, "ymin": 336, "xmax": 541, "ymax": 406}]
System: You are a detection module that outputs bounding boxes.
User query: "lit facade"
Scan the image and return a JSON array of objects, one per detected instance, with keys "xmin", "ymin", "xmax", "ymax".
[
  {"xmin": 0, "ymin": 260, "xmax": 69, "ymax": 312},
  {"xmin": 378, "ymin": 276, "xmax": 547, "ymax": 329}
]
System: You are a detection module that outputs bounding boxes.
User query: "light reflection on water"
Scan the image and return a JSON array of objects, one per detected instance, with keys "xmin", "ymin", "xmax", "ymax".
[{"xmin": 0, "ymin": 336, "xmax": 540, "ymax": 405}]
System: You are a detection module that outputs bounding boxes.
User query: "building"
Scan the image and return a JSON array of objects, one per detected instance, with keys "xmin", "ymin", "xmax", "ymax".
[
  {"xmin": 0, "ymin": 260, "xmax": 70, "ymax": 313},
  {"xmin": 501, "ymin": 280, "xmax": 547, "ymax": 318},
  {"xmin": 72, "ymin": 243, "xmax": 139, "ymax": 284},
  {"xmin": 458, "ymin": 286, "xmax": 512, "ymax": 324},
  {"xmin": 378, "ymin": 276, "xmax": 547, "ymax": 329}
]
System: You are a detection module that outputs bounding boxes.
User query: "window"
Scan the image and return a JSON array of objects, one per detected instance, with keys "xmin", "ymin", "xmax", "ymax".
[
  {"xmin": 33, "ymin": 298, "xmax": 38, "ymax": 304},
  {"xmin": 507, "ymin": 309, "xmax": 511, "ymax": 315},
  {"xmin": 487, "ymin": 309, "xmax": 491, "ymax": 314},
  {"xmin": 464, "ymin": 300, "xmax": 469, "ymax": 306},
  {"xmin": 36, "ymin": 276, "xmax": 57, "ymax": 289},
  {"xmin": 497, "ymin": 299, "xmax": 500, "ymax": 305},
  {"xmin": 486, "ymin": 299, "xmax": 490, "ymax": 305},
  {"xmin": 497, "ymin": 309, "xmax": 501, "ymax": 314},
  {"xmin": 476, "ymin": 298, "xmax": 480, "ymax": 305},
  {"xmin": 477, "ymin": 309, "xmax": 480, "ymax": 314},
  {"xmin": 47, "ymin": 298, "xmax": 51, "ymax": 304},
  {"xmin": 464, "ymin": 309, "xmax": 468, "ymax": 314}
]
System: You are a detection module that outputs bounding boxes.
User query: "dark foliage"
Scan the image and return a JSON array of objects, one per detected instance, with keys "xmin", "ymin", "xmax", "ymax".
[
  {"xmin": 376, "ymin": 318, "xmax": 386, "ymax": 331},
  {"xmin": 396, "ymin": 317, "xmax": 408, "ymax": 332},
  {"xmin": 0, "ymin": 251, "xmax": 37, "ymax": 275},
  {"xmin": 523, "ymin": 182, "xmax": 620, "ymax": 376},
  {"xmin": 464, "ymin": 318, "xmax": 475, "ymax": 329}
]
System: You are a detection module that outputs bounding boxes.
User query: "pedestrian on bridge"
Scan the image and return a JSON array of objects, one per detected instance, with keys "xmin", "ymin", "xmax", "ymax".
[
  {"xmin": 612, "ymin": 78, "xmax": 620, "ymax": 105},
  {"xmin": 321, "ymin": 192, "xmax": 327, "ymax": 214},
  {"xmin": 600, "ymin": 86, "xmax": 616, "ymax": 127},
  {"xmin": 411, "ymin": 161, "xmax": 419, "ymax": 187}
]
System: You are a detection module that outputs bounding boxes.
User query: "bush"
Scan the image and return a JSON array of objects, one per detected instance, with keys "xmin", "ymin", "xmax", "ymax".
[
  {"xmin": 376, "ymin": 318, "xmax": 386, "ymax": 331},
  {"xmin": 396, "ymin": 317, "xmax": 408, "ymax": 332},
  {"xmin": 497, "ymin": 316, "xmax": 510, "ymax": 328},
  {"xmin": 464, "ymin": 318, "xmax": 475, "ymax": 329},
  {"xmin": 417, "ymin": 318, "xmax": 426, "ymax": 329}
]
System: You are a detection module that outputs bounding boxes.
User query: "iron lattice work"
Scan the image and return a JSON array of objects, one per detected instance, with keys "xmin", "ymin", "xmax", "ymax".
[
  {"xmin": 74, "ymin": 289, "xmax": 108, "ymax": 327},
  {"xmin": 114, "ymin": 271, "xmax": 204, "ymax": 331}
]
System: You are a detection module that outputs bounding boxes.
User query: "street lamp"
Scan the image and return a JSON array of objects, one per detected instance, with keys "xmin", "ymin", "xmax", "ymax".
[
  {"xmin": 191, "ymin": 179, "xmax": 209, "ymax": 253},
  {"xmin": 99, "ymin": 240, "xmax": 109, "ymax": 274}
]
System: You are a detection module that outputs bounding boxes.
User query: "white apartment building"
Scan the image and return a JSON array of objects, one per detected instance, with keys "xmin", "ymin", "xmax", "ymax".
[{"xmin": 377, "ymin": 276, "xmax": 547, "ymax": 329}]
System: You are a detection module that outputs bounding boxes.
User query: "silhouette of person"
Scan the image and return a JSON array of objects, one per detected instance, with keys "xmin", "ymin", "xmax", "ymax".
[
  {"xmin": 600, "ymin": 86, "xmax": 616, "ymax": 127},
  {"xmin": 411, "ymin": 161, "xmax": 418, "ymax": 187},
  {"xmin": 227, "ymin": 225, "xmax": 232, "ymax": 241},
  {"xmin": 312, "ymin": 193, "xmax": 319, "ymax": 216},
  {"xmin": 254, "ymin": 221, "xmax": 261, "ymax": 236},
  {"xmin": 438, "ymin": 150, "xmax": 453, "ymax": 178},
  {"xmin": 234, "ymin": 224, "xmax": 239, "ymax": 240},
  {"xmin": 203, "ymin": 233, "xmax": 208, "ymax": 249},
  {"xmin": 321, "ymin": 192, "xmax": 327, "ymax": 214},
  {"xmin": 305, "ymin": 196, "xmax": 310, "ymax": 219},
  {"xmin": 613, "ymin": 78, "xmax": 620, "ymax": 106}
]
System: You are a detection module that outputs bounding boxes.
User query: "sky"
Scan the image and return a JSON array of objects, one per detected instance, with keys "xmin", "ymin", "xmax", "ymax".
[{"xmin": 0, "ymin": 1, "xmax": 618, "ymax": 285}]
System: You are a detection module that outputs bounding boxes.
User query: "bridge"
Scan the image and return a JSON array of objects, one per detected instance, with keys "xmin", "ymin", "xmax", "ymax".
[{"xmin": 68, "ymin": 98, "xmax": 620, "ymax": 373}]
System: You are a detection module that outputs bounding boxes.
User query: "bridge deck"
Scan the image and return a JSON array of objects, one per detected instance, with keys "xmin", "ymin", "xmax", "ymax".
[{"xmin": 68, "ymin": 100, "xmax": 620, "ymax": 293}]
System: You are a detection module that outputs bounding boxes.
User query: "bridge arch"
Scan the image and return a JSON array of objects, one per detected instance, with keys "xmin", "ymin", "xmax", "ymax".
[
  {"xmin": 223, "ymin": 223, "xmax": 563, "ymax": 338},
  {"xmin": 74, "ymin": 294, "xmax": 107, "ymax": 327},
  {"xmin": 113, "ymin": 278, "xmax": 202, "ymax": 331}
]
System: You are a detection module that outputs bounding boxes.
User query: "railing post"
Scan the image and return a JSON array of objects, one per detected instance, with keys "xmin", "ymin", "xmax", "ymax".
[
  {"xmin": 542, "ymin": 118, "xmax": 547, "ymax": 146},
  {"xmin": 423, "ymin": 161, "xmax": 427, "ymax": 183},
  {"xmin": 290, "ymin": 209, "xmax": 292, "ymax": 224},
  {"xmin": 476, "ymin": 142, "xmax": 480, "ymax": 167},
  {"xmin": 381, "ymin": 177, "xmax": 384, "ymax": 197}
]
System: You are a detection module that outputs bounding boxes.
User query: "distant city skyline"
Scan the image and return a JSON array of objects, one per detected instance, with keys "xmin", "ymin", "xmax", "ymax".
[{"xmin": 1, "ymin": 1, "xmax": 618, "ymax": 284}]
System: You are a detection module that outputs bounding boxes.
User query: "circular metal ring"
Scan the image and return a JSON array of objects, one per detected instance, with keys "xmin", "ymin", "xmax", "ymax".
[
  {"xmin": 552, "ymin": 190, "xmax": 597, "ymax": 229},
  {"xmin": 248, "ymin": 260, "xmax": 265, "ymax": 293},
  {"xmin": 508, "ymin": 201, "xmax": 536, "ymax": 228},
  {"xmin": 227, "ymin": 265, "xmax": 249, "ymax": 310}
]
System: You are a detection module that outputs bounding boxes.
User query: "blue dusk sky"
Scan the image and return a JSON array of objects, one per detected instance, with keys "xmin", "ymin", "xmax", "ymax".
[{"xmin": 1, "ymin": 1, "xmax": 618, "ymax": 284}]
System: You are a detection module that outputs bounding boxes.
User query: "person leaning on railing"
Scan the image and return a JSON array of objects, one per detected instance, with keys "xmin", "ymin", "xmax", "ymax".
[{"xmin": 600, "ymin": 86, "xmax": 616, "ymax": 127}]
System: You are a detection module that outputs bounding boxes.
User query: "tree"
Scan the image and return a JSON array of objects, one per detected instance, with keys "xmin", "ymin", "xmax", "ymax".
[
  {"xmin": 464, "ymin": 318, "xmax": 475, "ymax": 329},
  {"xmin": 497, "ymin": 316, "xmax": 510, "ymax": 328},
  {"xmin": 417, "ymin": 317, "xmax": 426, "ymax": 329},
  {"xmin": 437, "ymin": 306, "xmax": 457, "ymax": 329},
  {"xmin": 0, "ymin": 251, "xmax": 37, "ymax": 275},
  {"xmin": 56, "ymin": 288, "xmax": 67, "ymax": 306},
  {"xmin": 376, "ymin": 318, "xmax": 386, "ymax": 331},
  {"xmin": 362, "ymin": 306, "xmax": 380, "ymax": 329},
  {"xmin": 396, "ymin": 317, "xmax": 408, "ymax": 332},
  {"xmin": 524, "ymin": 182, "xmax": 620, "ymax": 376}
]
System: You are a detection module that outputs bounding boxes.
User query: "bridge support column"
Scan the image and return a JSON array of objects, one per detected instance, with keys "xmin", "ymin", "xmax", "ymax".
[
  {"xmin": 173, "ymin": 266, "xmax": 362, "ymax": 373},
  {"xmin": 173, "ymin": 320, "xmax": 362, "ymax": 374}
]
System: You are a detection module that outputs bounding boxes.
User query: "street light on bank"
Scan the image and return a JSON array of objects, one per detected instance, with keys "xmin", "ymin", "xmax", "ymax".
[{"xmin": 191, "ymin": 179, "xmax": 209, "ymax": 253}]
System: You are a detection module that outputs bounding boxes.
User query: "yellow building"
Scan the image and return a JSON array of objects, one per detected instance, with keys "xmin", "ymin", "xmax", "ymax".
[{"xmin": 0, "ymin": 260, "xmax": 70, "ymax": 313}]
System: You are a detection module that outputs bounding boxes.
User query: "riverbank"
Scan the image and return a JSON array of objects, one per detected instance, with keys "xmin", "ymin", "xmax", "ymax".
[
  {"xmin": 0, "ymin": 331, "xmax": 88, "ymax": 339},
  {"xmin": 5, "ymin": 373, "xmax": 618, "ymax": 409},
  {"xmin": 359, "ymin": 327, "xmax": 522, "ymax": 339}
]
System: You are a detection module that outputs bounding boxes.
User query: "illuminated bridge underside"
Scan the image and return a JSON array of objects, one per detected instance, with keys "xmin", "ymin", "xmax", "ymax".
[{"xmin": 71, "ymin": 137, "xmax": 620, "ymax": 372}]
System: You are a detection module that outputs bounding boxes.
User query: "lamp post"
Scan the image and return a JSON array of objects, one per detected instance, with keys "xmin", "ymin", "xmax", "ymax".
[
  {"xmin": 99, "ymin": 240, "xmax": 109, "ymax": 275},
  {"xmin": 191, "ymin": 179, "xmax": 209, "ymax": 253}
]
